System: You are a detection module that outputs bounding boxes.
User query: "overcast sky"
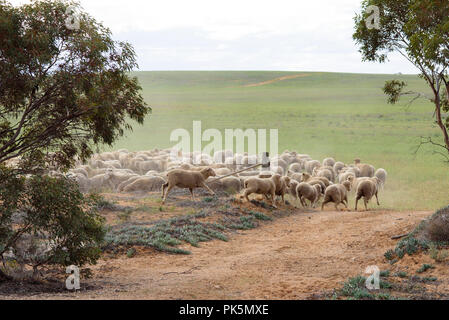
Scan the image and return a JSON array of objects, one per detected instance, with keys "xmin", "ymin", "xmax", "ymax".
[{"xmin": 11, "ymin": 0, "xmax": 419, "ymax": 74}]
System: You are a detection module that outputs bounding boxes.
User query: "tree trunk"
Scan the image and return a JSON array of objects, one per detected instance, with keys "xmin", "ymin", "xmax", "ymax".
[{"xmin": 434, "ymin": 95, "xmax": 449, "ymax": 153}]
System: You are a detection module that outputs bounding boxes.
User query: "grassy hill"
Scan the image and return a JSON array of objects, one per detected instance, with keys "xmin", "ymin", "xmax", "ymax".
[{"xmin": 107, "ymin": 71, "xmax": 448, "ymax": 210}]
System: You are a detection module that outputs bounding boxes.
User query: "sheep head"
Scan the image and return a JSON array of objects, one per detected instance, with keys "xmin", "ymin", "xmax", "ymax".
[
  {"xmin": 301, "ymin": 172, "xmax": 311, "ymax": 182},
  {"xmin": 342, "ymin": 181, "xmax": 351, "ymax": 192},
  {"xmin": 201, "ymin": 167, "xmax": 216, "ymax": 179}
]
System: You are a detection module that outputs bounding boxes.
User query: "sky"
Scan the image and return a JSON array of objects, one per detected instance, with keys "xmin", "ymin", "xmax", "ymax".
[{"xmin": 9, "ymin": 0, "xmax": 419, "ymax": 74}]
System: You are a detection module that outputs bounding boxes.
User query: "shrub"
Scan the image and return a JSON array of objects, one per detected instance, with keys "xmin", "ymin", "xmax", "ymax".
[
  {"xmin": 0, "ymin": 171, "xmax": 105, "ymax": 280},
  {"xmin": 417, "ymin": 264, "xmax": 434, "ymax": 274},
  {"xmin": 425, "ymin": 206, "xmax": 449, "ymax": 242},
  {"xmin": 429, "ymin": 243, "xmax": 449, "ymax": 263}
]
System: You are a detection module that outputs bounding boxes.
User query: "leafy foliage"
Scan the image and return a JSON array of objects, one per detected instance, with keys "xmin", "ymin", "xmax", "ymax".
[
  {"xmin": 0, "ymin": 166, "xmax": 105, "ymax": 279},
  {"xmin": 353, "ymin": 0, "xmax": 449, "ymax": 157},
  {"xmin": 0, "ymin": 0, "xmax": 150, "ymax": 171}
]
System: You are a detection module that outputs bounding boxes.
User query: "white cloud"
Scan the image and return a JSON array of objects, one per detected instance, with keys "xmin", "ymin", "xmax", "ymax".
[{"xmin": 8, "ymin": 0, "xmax": 419, "ymax": 73}]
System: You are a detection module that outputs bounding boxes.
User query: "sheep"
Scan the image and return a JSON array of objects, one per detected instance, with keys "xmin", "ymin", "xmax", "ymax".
[
  {"xmin": 301, "ymin": 172, "xmax": 331, "ymax": 188},
  {"xmin": 287, "ymin": 179, "xmax": 299, "ymax": 199},
  {"xmin": 333, "ymin": 161, "xmax": 345, "ymax": 175},
  {"xmin": 208, "ymin": 176, "xmax": 241, "ymax": 193},
  {"xmin": 271, "ymin": 158, "xmax": 288, "ymax": 172},
  {"xmin": 274, "ymin": 175, "xmax": 291, "ymax": 204},
  {"xmin": 312, "ymin": 167, "xmax": 334, "ymax": 182},
  {"xmin": 374, "ymin": 168, "xmax": 387, "ymax": 189},
  {"xmin": 88, "ymin": 172, "xmax": 114, "ymax": 192},
  {"xmin": 355, "ymin": 177, "xmax": 381, "ymax": 211},
  {"xmin": 338, "ymin": 171, "xmax": 355, "ymax": 184},
  {"xmin": 323, "ymin": 157, "xmax": 336, "ymax": 168},
  {"xmin": 241, "ymin": 174, "xmax": 280, "ymax": 208},
  {"xmin": 305, "ymin": 160, "xmax": 321, "ymax": 174},
  {"xmin": 161, "ymin": 167, "xmax": 216, "ymax": 204},
  {"xmin": 215, "ymin": 168, "xmax": 232, "ymax": 176},
  {"xmin": 117, "ymin": 176, "xmax": 141, "ymax": 192},
  {"xmin": 270, "ymin": 165, "xmax": 284, "ymax": 176},
  {"xmin": 354, "ymin": 158, "xmax": 375, "ymax": 177},
  {"xmin": 289, "ymin": 163, "xmax": 302, "ymax": 173},
  {"xmin": 124, "ymin": 176, "xmax": 166, "ymax": 193},
  {"xmin": 289, "ymin": 172, "xmax": 303, "ymax": 183},
  {"xmin": 321, "ymin": 181, "xmax": 352, "ymax": 211},
  {"xmin": 296, "ymin": 183, "xmax": 322, "ymax": 208}
]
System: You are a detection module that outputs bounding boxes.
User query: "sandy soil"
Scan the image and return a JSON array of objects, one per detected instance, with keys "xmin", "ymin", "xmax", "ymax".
[{"xmin": 2, "ymin": 206, "xmax": 436, "ymax": 300}]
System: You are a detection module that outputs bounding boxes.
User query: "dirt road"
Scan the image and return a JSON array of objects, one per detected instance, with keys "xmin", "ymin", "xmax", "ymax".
[{"xmin": 8, "ymin": 208, "xmax": 432, "ymax": 300}]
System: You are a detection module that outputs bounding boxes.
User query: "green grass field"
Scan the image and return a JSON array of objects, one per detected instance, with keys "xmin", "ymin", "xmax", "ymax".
[{"xmin": 107, "ymin": 71, "xmax": 449, "ymax": 211}]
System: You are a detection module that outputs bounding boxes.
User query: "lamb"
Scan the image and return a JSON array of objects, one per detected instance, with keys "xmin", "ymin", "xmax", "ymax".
[
  {"xmin": 123, "ymin": 176, "xmax": 166, "ymax": 193},
  {"xmin": 354, "ymin": 158, "xmax": 375, "ymax": 177},
  {"xmin": 161, "ymin": 168, "xmax": 216, "ymax": 204},
  {"xmin": 241, "ymin": 174, "xmax": 281, "ymax": 208},
  {"xmin": 296, "ymin": 183, "xmax": 322, "ymax": 208},
  {"xmin": 374, "ymin": 168, "xmax": 387, "ymax": 189},
  {"xmin": 321, "ymin": 181, "xmax": 352, "ymax": 211},
  {"xmin": 355, "ymin": 177, "xmax": 381, "ymax": 211}
]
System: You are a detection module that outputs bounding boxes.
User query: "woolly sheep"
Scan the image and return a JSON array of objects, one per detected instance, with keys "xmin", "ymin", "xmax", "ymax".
[
  {"xmin": 312, "ymin": 167, "xmax": 334, "ymax": 182},
  {"xmin": 305, "ymin": 160, "xmax": 321, "ymax": 174},
  {"xmin": 289, "ymin": 163, "xmax": 302, "ymax": 173},
  {"xmin": 241, "ymin": 174, "xmax": 281, "ymax": 208},
  {"xmin": 374, "ymin": 168, "xmax": 387, "ymax": 189},
  {"xmin": 354, "ymin": 159, "xmax": 375, "ymax": 177},
  {"xmin": 274, "ymin": 175, "xmax": 291, "ymax": 204},
  {"xmin": 161, "ymin": 168, "xmax": 216, "ymax": 204},
  {"xmin": 296, "ymin": 182, "xmax": 322, "ymax": 208},
  {"xmin": 323, "ymin": 157, "xmax": 336, "ymax": 168},
  {"xmin": 124, "ymin": 176, "xmax": 166, "ymax": 193},
  {"xmin": 333, "ymin": 161, "xmax": 345, "ymax": 175},
  {"xmin": 321, "ymin": 181, "xmax": 351, "ymax": 211},
  {"xmin": 355, "ymin": 177, "xmax": 381, "ymax": 211}
]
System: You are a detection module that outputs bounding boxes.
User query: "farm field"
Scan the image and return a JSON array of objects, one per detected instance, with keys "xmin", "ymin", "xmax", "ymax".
[{"xmin": 108, "ymin": 71, "xmax": 449, "ymax": 211}]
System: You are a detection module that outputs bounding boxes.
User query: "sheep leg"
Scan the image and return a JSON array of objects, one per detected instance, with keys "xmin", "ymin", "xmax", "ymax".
[
  {"xmin": 244, "ymin": 189, "xmax": 252, "ymax": 203},
  {"xmin": 355, "ymin": 196, "xmax": 360, "ymax": 211},
  {"xmin": 162, "ymin": 184, "xmax": 174, "ymax": 205},
  {"xmin": 161, "ymin": 182, "xmax": 168, "ymax": 200},
  {"xmin": 364, "ymin": 198, "xmax": 368, "ymax": 211},
  {"xmin": 189, "ymin": 188, "xmax": 195, "ymax": 202},
  {"xmin": 375, "ymin": 192, "xmax": 380, "ymax": 206},
  {"xmin": 201, "ymin": 182, "xmax": 215, "ymax": 196},
  {"xmin": 270, "ymin": 191, "xmax": 278, "ymax": 208}
]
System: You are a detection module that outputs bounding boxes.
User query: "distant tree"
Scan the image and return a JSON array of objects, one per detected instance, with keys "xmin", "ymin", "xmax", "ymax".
[
  {"xmin": 0, "ymin": 0, "xmax": 150, "ymax": 171},
  {"xmin": 353, "ymin": 0, "xmax": 449, "ymax": 160}
]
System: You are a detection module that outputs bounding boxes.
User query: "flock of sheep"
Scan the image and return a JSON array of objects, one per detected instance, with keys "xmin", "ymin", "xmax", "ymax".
[{"xmin": 65, "ymin": 148, "xmax": 387, "ymax": 211}]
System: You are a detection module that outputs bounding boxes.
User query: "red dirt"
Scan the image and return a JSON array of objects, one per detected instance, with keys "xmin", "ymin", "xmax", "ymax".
[{"xmin": 2, "ymin": 207, "xmax": 436, "ymax": 300}]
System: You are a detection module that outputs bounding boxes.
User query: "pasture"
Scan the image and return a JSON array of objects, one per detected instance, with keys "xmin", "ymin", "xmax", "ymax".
[{"xmin": 108, "ymin": 71, "xmax": 448, "ymax": 210}]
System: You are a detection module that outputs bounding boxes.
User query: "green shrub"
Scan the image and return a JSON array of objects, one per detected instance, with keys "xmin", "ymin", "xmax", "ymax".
[
  {"xmin": 0, "ymin": 171, "xmax": 105, "ymax": 280},
  {"xmin": 417, "ymin": 264, "xmax": 434, "ymax": 274}
]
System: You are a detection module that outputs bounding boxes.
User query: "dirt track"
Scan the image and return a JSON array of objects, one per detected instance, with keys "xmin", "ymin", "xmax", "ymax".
[{"xmin": 6, "ymin": 208, "xmax": 432, "ymax": 300}]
